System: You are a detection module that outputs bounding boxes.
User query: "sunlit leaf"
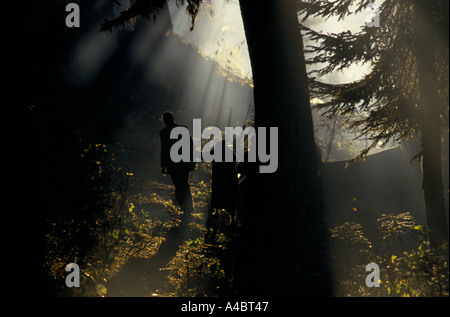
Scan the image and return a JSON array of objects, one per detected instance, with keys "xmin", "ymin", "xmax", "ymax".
[{"xmin": 96, "ymin": 284, "xmax": 107, "ymax": 296}]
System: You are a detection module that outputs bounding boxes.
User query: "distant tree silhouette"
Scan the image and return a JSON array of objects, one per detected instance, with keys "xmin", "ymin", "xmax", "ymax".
[{"xmin": 210, "ymin": 140, "xmax": 238, "ymax": 222}]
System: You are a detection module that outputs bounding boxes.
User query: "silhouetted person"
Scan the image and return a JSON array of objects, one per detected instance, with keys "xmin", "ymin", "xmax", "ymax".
[
  {"xmin": 160, "ymin": 112, "xmax": 195, "ymax": 213},
  {"xmin": 210, "ymin": 140, "xmax": 239, "ymax": 225}
]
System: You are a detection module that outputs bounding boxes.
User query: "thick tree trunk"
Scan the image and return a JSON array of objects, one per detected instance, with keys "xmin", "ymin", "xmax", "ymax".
[
  {"xmin": 235, "ymin": 0, "xmax": 331, "ymax": 296},
  {"xmin": 421, "ymin": 114, "xmax": 449, "ymax": 247},
  {"xmin": 414, "ymin": 0, "xmax": 449, "ymax": 247}
]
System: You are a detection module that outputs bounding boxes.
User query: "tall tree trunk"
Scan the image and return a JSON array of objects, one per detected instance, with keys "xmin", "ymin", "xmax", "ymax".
[
  {"xmin": 235, "ymin": 0, "xmax": 331, "ymax": 296},
  {"xmin": 414, "ymin": 0, "xmax": 449, "ymax": 247}
]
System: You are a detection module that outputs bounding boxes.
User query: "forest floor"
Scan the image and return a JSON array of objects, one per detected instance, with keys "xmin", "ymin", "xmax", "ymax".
[
  {"xmin": 104, "ymin": 173, "xmax": 214, "ymax": 296},
  {"xmin": 66, "ymin": 110, "xmax": 448, "ymax": 297}
]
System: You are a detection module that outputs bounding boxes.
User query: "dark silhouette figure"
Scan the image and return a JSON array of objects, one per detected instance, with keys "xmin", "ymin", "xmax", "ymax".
[
  {"xmin": 160, "ymin": 112, "xmax": 195, "ymax": 213},
  {"xmin": 210, "ymin": 140, "xmax": 239, "ymax": 224}
]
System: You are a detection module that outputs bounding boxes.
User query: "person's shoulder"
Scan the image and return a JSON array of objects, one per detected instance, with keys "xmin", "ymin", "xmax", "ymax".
[
  {"xmin": 161, "ymin": 123, "xmax": 188, "ymax": 133},
  {"xmin": 160, "ymin": 125, "xmax": 172, "ymax": 133}
]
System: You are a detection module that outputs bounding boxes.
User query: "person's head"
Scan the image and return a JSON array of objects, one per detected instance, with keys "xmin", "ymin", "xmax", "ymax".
[{"xmin": 162, "ymin": 111, "xmax": 175, "ymax": 126}]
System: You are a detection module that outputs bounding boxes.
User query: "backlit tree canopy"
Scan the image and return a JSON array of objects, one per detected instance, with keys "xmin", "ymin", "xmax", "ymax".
[{"xmin": 300, "ymin": 0, "xmax": 449, "ymax": 157}]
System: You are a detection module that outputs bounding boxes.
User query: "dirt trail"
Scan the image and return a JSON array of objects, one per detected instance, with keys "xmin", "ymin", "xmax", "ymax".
[{"xmin": 106, "ymin": 211, "xmax": 202, "ymax": 296}]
